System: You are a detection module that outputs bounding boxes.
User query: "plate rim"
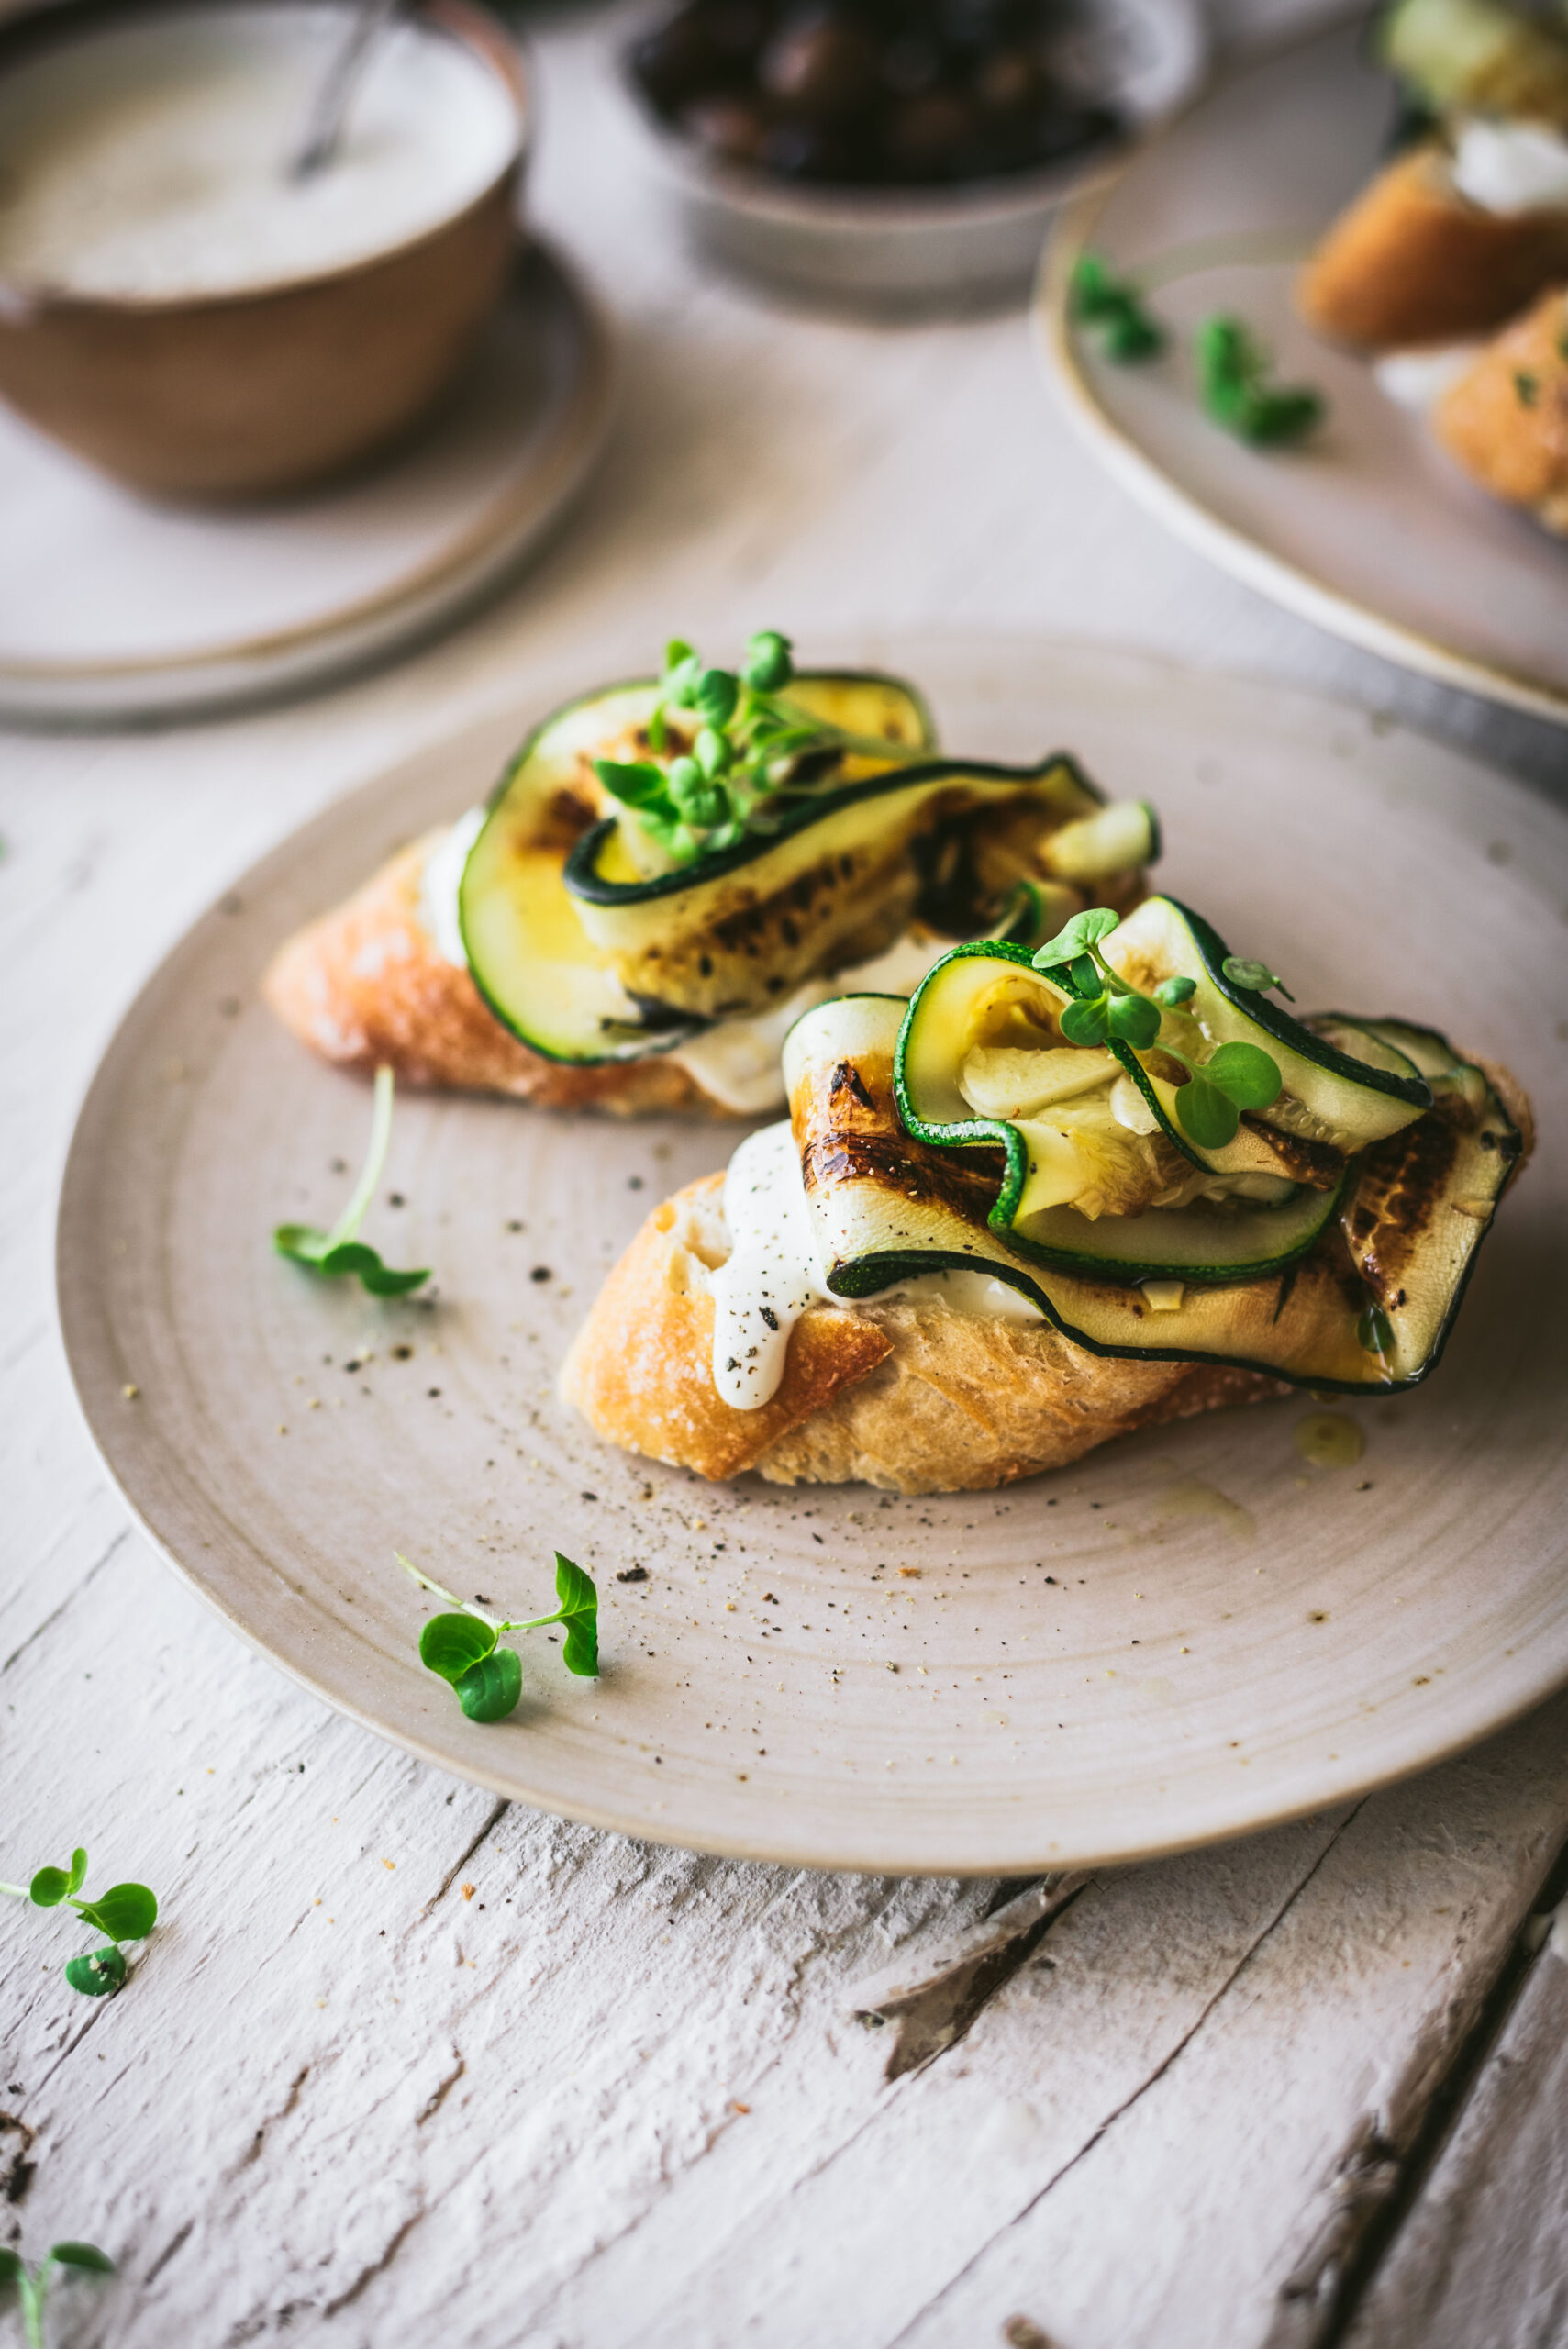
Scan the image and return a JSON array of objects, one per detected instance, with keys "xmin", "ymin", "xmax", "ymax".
[
  {"xmin": 51, "ymin": 643, "xmax": 1568, "ymax": 1875},
  {"xmin": 1035, "ymin": 28, "xmax": 1568, "ymax": 736},
  {"xmin": 0, "ymin": 237, "xmax": 617, "ymax": 707}
]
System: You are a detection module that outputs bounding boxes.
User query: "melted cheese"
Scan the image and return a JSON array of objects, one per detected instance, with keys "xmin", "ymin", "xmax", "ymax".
[{"xmin": 1451, "ymin": 117, "xmax": 1568, "ymax": 215}]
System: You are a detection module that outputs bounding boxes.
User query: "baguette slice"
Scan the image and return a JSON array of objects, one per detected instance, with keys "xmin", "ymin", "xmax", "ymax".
[
  {"xmin": 1298, "ymin": 142, "xmax": 1568, "ymax": 351},
  {"xmin": 262, "ymin": 830, "xmax": 711, "ymax": 1116},
  {"xmin": 559, "ymin": 1174, "xmax": 1283, "ymax": 1495},
  {"xmin": 1433, "ymin": 283, "xmax": 1568, "ymax": 528}
]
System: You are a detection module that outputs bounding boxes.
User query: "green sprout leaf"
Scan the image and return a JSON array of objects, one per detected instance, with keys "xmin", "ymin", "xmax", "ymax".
[
  {"xmin": 64, "ymin": 1947, "xmax": 126, "ymax": 1998},
  {"xmin": 1106, "ymin": 991, "xmax": 1162, "ymax": 1047},
  {"xmin": 1153, "ymin": 974, "xmax": 1196, "ymax": 1008},
  {"xmin": 28, "ymin": 1866, "xmax": 70, "ymax": 1909},
  {"xmin": 595, "ymin": 758, "xmax": 670, "ymax": 809},
  {"xmin": 273, "ymin": 1067, "xmax": 428, "ymax": 1298},
  {"xmin": 1203, "ymin": 1041, "xmax": 1284, "ymax": 1109},
  {"xmin": 73, "ymin": 1884, "xmax": 157, "ymax": 1943},
  {"xmin": 418, "ymin": 1612, "xmax": 498, "ymax": 1686},
  {"xmin": 1173, "ymin": 1076, "xmax": 1240, "ymax": 1148},
  {"xmin": 549, "ymin": 1554, "xmax": 600, "ymax": 1678},
  {"xmin": 1071, "ymin": 253, "xmax": 1167, "ymax": 362},
  {"xmin": 456, "ymin": 1646, "xmax": 523, "ymax": 1723},
  {"xmin": 400, "ymin": 1552, "xmax": 600, "ymax": 1725},
  {"xmin": 49, "ymin": 2246, "xmax": 113, "ymax": 2276},
  {"xmin": 1032, "ymin": 907, "xmax": 1122, "ymax": 971},
  {"xmin": 695, "ymin": 668, "xmax": 740, "ymax": 729},
  {"xmin": 1060, "ymin": 996, "xmax": 1112, "ymax": 1047},
  {"xmin": 1222, "ymin": 954, "xmax": 1295, "ymax": 1000},
  {"xmin": 0, "ymin": 2250, "xmax": 22, "ymax": 2283},
  {"xmin": 1196, "ymin": 315, "xmax": 1326, "ymax": 447},
  {"xmin": 744, "ymin": 629, "xmax": 794, "ymax": 692}
]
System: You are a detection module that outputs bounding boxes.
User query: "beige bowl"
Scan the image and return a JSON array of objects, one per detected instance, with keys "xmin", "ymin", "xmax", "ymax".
[{"xmin": 0, "ymin": 0, "xmax": 528, "ymax": 501}]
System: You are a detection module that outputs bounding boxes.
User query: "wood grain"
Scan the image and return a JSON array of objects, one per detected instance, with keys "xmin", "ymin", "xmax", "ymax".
[{"xmin": 5, "ymin": 3, "xmax": 1568, "ymax": 2342}]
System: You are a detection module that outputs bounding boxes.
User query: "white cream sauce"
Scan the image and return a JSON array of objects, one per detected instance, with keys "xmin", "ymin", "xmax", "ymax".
[
  {"xmin": 1451, "ymin": 117, "xmax": 1568, "ymax": 216},
  {"xmin": 0, "ymin": 6, "xmax": 519, "ymax": 300},
  {"xmin": 707, "ymin": 1119, "xmax": 1042, "ymax": 1411},
  {"xmin": 1373, "ymin": 344, "xmax": 1481, "ymax": 412},
  {"xmin": 419, "ymin": 818, "xmax": 955, "ymax": 1115}
]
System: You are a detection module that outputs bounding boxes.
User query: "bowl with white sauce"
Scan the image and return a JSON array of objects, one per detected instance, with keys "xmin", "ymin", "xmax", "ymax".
[{"xmin": 0, "ymin": 0, "xmax": 529, "ymax": 500}]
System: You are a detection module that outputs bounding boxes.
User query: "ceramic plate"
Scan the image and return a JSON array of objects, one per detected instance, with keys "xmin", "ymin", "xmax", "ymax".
[
  {"xmin": 56, "ymin": 638, "xmax": 1568, "ymax": 1876},
  {"xmin": 1041, "ymin": 22, "xmax": 1568, "ymax": 729},
  {"xmin": 0, "ymin": 239, "xmax": 614, "ymax": 727}
]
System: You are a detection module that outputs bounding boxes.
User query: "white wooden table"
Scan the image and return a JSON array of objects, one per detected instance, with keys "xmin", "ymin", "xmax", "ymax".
[{"xmin": 4, "ymin": 7, "xmax": 1567, "ymax": 2343}]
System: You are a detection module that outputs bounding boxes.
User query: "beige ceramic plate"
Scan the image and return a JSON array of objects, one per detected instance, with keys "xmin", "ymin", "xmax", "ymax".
[
  {"xmin": 56, "ymin": 639, "xmax": 1568, "ymax": 1876},
  {"xmin": 1041, "ymin": 22, "xmax": 1568, "ymax": 729},
  {"xmin": 0, "ymin": 239, "xmax": 613, "ymax": 727}
]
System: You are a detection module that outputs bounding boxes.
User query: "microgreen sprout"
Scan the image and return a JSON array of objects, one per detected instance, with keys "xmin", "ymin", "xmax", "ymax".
[
  {"xmin": 398, "ymin": 1553, "xmax": 599, "ymax": 1722},
  {"xmin": 593, "ymin": 631, "xmax": 916, "ymax": 869},
  {"xmin": 1070, "ymin": 253, "xmax": 1167, "ymax": 362},
  {"xmin": 273, "ymin": 1067, "xmax": 429, "ymax": 1297},
  {"xmin": 0, "ymin": 1849, "xmax": 158, "ymax": 1999},
  {"xmin": 1032, "ymin": 907, "xmax": 1283, "ymax": 1148},
  {"xmin": 0, "ymin": 2241, "xmax": 113, "ymax": 2349},
  {"xmin": 1223, "ymin": 953, "xmax": 1295, "ymax": 1001},
  {"xmin": 1196, "ymin": 316, "xmax": 1326, "ymax": 447}
]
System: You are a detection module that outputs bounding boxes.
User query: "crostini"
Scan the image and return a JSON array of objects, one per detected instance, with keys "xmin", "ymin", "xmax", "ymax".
[
  {"xmin": 562, "ymin": 896, "xmax": 1530, "ymax": 1493},
  {"xmin": 265, "ymin": 632, "xmax": 1157, "ymax": 1117},
  {"xmin": 1298, "ymin": 0, "xmax": 1568, "ymax": 351}
]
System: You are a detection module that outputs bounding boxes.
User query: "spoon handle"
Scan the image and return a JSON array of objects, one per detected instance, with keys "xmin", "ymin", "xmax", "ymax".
[{"xmin": 289, "ymin": 0, "xmax": 398, "ymax": 182}]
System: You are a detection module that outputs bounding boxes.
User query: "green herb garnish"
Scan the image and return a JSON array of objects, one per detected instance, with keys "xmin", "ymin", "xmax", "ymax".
[
  {"xmin": 0, "ymin": 2241, "xmax": 113, "ymax": 2349},
  {"xmin": 274, "ymin": 1066, "xmax": 428, "ymax": 1297},
  {"xmin": 1515, "ymin": 370, "xmax": 1540, "ymax": 408},
  {"xmin": 398, "ymin": 1553, "xmax": 599, "ymax": 1722},
  {"xmin": 0, "ymin": 1848, "xmax": 158, "ymax": 1999},
  {"xmin": 1033, "ymin": 907, "xmax": 1283, "ymax": 1149},
  {"xmin": 1195, "ymin": 316, "xmax": 1325, "ymax": 447},
  {"xmin": 1222, "ymin": 953, "xmax": 1295, "ymax": 1001},
  {"xmin": 1070, "ymin": 253, "xmax": 1167, "ymax": 362},
  {"xmin": 593, "ymin": 631, "xmax": 914, "ymax": 870}
]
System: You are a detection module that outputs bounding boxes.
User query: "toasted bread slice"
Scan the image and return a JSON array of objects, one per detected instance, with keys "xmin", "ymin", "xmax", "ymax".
[
  {"xmin": 559, "ymin": 1174, "xmax": 1284, "ymax": 1495},
  {"xmin": 1299, "ymin": 143, "xmax": 1568, "ymax": 351},
  {"xmin": 1434, "ymin": 283, "xmax": 1568, "ymax": 527},
  {"xmin": 262, "ymin": 831, "xmax": 711, "ymax": 1116}
]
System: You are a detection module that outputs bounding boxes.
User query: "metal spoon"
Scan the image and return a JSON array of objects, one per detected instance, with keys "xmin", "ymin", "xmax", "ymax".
[{"xmin": 289, "ymin": 0, "xmax": 398, "ymax": 181}]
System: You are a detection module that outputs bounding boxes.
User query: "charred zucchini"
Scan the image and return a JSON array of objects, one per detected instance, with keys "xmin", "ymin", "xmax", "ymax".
[
  {"xmin": 784, "ymin": 990, "xmax": 1521, "ymax": 1391},
  {"xmin": 460, "ymin": 633, "xmax": 1157, "ymax": 1065}
]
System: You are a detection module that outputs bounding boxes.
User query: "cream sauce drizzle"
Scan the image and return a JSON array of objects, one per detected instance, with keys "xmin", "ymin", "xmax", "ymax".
[
  {"xmin": 708, "ymin": 1119, "xmax": 1042, "ymax": 1411},
  {"xmin": 710, "ymin": 1122, "xmax": 834, "ymax": 1409}
]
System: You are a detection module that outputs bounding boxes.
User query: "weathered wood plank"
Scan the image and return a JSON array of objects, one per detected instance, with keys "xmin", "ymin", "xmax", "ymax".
[
  {"xmin": 5, "ymin": 10, "xmax": 1568, "ymax": 2348},
  {"xmin": 1340, "ymin": 1898, "xmax": 1568, "ymax": 2349}
]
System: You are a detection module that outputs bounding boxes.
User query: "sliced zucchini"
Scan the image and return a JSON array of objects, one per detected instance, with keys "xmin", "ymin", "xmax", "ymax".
[
  {"xmin": 1100, "ymin": 897, "xmax": 1431, "ymax": 1159},
  {"xmin": 460, "ymin": 670, "xmax": 934, "ymax": 1064},
  {"xmin": 564, "ymin": 752, "xmax": 1106, "ymax": 1025},
  {"xmin": 785, "ymin": 992, "xmax": 1518, "ymax": 1390},
  {"xmin": 826, "ymin": 977, "xmax": 1342, "ymax": 1284}
]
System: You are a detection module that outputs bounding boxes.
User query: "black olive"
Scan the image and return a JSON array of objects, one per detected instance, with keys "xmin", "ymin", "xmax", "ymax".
[
  {"xmin": 760, "ymin": 7, "xmax": 881, "ymax": 115},
  {"xmin": 973, "ymin": 44, "xmax": 1046, "ymax": 111},
  {"xmin": 630, "ymin": 7, "xmax": 726, "ymax": 108},
  {"xmin": 879, "ymin": 32, "xmax": 944, "ymax": 95},
  {"xmin": 681, "ymin": 92, "xmax": 771, "ymax": 163},
  {"xmin": 1023, "ymin": 101, "xmax": 1119, "ymax": 168},
  {"xmin": 882, "ymin": 88, "xmax": 977, "ymax": 179},
  {"xmin": 757, "ymin": 111, "xmax": 861, "ymax": 179}
]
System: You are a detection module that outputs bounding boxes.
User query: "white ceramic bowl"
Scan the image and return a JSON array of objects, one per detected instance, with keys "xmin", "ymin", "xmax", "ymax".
[{"xmin": 627, "ymin": 0, "xmax": 1208, "ymax": 312}]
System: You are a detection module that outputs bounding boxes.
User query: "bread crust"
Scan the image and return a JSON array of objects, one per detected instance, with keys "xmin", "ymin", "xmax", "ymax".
[
  {"xmin": 262, "ymin": 832, "xmax": 711, "ymax": 1116},
  {"xmin": 1298, "ymin": 145, "xmax": 1568, "ymax": 351},
  {"xmin": 1434, "ymin": 286, "xmax": 1568, "ymax": 529},
  {"xmin": 559, "ymin": 1174, "xmax": 1284, "ymax": 1494}
]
